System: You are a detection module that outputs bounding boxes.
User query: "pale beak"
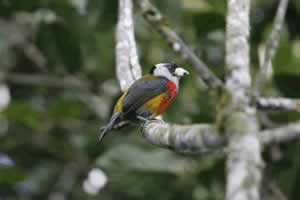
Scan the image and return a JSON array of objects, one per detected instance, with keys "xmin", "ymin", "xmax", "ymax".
[{"xmin": 174, "ymin": 67, "xmax": 189, "ymax": 77}]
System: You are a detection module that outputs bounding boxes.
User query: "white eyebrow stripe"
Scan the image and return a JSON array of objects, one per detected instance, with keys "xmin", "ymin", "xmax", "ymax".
[{"xmin": 155, "ymin": 63, "xmax": 169, "ymax": 68}]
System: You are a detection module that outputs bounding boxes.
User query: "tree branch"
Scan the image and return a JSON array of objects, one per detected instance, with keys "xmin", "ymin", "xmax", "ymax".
[
  {"xmin": 256, "ymin": 97, "xmax": 300, "ymax": 112},
  {"xmin": 116, "ymin": 0, "xmax": 142, "ymax": 91},
  {"xmin": 259, "ymin": 121, "xmax": 300, "ymax": 145},
  {"xmin": 0, "ymin": 84, "xmax": 11, "ymax": 112},
  {"xmin": 3, "ymin": 73, "xmax": 90, "ymax": 90},
  {"xmin": 142, "ymin": 121, "xmax": 224, "ymax": 154},
  {"xmin": 254, "ymin": 0, "xmax": 289, "ymax": 93},
  {"xmin": 224, "ymin": 0, "xmax": 263, "ymax": 200},
  {"xmin": 134, "ymin": 0, "xmax": 223, "ymax": 90}
]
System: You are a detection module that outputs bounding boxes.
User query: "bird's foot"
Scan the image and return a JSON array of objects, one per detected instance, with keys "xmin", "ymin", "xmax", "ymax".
[
  {"xmin": 113, "ymin": 121, "xmax": 130, "ymax": 130},
  {"xmin": 137, "ymin": 116, "xmax": 147, "ymax": 122},
  {"xmin": 149, "ymin": 118, "xmax": 165, "ymax": 124},
  {"xmin": 137, "ymin": 116, "xmax": 164, "ymax": 123},
  {"xmin": 137, "ymin": 116, "xmax": 165, "ymax": 134}
]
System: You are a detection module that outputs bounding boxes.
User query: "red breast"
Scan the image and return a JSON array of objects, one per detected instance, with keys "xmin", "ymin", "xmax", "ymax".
[{"xmin": 158, "ymin": 80, "xmax": 177, "ymax": 114}]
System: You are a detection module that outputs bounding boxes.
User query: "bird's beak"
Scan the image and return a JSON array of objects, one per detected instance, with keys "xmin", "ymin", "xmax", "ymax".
[{"xmin": 174, "ymin": 67, "xmax": 189, "ymax": 77}]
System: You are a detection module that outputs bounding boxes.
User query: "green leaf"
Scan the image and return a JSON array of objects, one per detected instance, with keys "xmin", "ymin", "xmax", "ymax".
[
  {"xmin": 0, "ymin": 167, "xmax": 25, "ymax": 185},
  {"xmin": 48, "ymin": 98, "xmax": 82, "ymax": 122},
  {"xmin": 3, "ymin": 102, "xmax": 42, "ymax": 129}
]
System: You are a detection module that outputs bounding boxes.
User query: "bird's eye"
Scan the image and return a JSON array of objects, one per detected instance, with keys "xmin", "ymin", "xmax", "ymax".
[
  {"xmin": 167, "ymin": 65, "xmax": 176, "ymax": 73},
  {"xmin": 150, "ymin": 66, "xmax": 156, "ymax": 74}
]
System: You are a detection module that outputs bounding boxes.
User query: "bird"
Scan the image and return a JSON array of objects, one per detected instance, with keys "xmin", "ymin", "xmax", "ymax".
[{"xmin": 98, "ymin": 62, "xmax": 189, "ymax": 143}]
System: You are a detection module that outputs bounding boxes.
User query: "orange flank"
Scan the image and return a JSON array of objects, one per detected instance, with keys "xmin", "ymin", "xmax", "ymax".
[
  {"xmin": 143, "ymin": 93, "xmax": 167, "ymax": 117},
  {"xmin": 144, "ymin": 92, "xmax": 176, "ymax": 117}
]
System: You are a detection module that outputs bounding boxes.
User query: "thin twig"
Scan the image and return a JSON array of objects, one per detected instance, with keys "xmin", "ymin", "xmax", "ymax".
[
  {"xmin": 3, "ymin": 73, "xmax": 90, "ymax": 90},
  {"xmin": 268, "ymin": 181, "xmax": 288, "ymax": 200},
  {"xmin": 259, "ymin": 121, "xmax": 300, "ymax": 145},
  {"xmin": 254, "ymin": 0, "xmax": 289, "ymax": 93},
  {"xmin": 134, "ymin": 0, "xmax": 223, "ymax": 90},
  {"xmin": 0, "ymin": 19, "xmax": 47, "ymax": 71}
]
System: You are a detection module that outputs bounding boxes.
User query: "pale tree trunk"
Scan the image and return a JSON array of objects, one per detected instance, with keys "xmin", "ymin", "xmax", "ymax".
[
  {"xmin": 224, "ymin": 1, "xmax": 263, "ymax": 200},
  {"xmin": 116, "ymin": 0, "xmax": 142, "ymax": 91}
]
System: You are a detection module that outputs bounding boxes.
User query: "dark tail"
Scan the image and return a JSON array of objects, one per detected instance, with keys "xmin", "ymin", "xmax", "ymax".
[{"xmin": 98, "ymin": 112, "xmax": 122, "ymax": 144}]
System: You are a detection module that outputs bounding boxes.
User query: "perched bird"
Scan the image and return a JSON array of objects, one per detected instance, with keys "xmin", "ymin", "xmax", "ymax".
[{"xmin": 98, "ymin": 63, "xmax": 189, "ymax": 143}]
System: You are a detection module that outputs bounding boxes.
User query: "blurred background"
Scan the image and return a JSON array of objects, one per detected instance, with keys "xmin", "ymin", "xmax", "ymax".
[{"xmin": 0, "ymin": 0, "xmax": 300, "ymax": 199}]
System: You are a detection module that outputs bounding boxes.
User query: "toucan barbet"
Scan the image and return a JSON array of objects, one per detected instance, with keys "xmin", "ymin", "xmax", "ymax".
[{"xmin": 98, "ymin": 63, "xmax": 189, "ymax": 143}]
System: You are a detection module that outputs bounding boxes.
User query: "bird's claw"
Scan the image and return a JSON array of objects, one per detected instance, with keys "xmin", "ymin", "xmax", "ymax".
[
  {"xmin": 98, "ymin": 127, "xmax": 108, "ymax": 144},
  {"xmin": 137, "ymin": 116, "xmax": 164, "ymax": 123},
  {"xmin": 137, "ymin": 116, "xmax": 147, "ymax": 122},
  {"xmin": 137, "ymin": 116, "xmax": 165, "ymax": 135}
]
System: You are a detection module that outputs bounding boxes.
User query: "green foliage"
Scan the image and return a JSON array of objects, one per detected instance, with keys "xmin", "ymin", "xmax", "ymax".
[
  {"xmin": 4, "ymin": 102, "xmax": 43, "ymax": 129},
  {"xmin": 0, "ymin": 167, "xmax": 25, "ymax": 185},
  {"xmin": 48, "ymin": 98, "xmax": 83, "ymax": 122}
]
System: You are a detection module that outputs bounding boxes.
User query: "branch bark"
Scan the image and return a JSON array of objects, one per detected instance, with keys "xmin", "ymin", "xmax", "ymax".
[
  {"xmin": 134, "ymin": 0, "xmax": 223, "ymax": 90},
  {"xmin": 0, "ymin": 84, "xmax": 11, "ymax": 112},
  {"xmin": 256, "ymin": 97, "xmax": 300, "ymax": 112},
  {"xmin": 116, "ymin": 0, "xmax": 142, "ymax": 91},
  {"xmin": 259, "ymin": 121, "xmax": 300, "ymax": 145},
  {"xmin": 142, "ymin": 121, "xmax": 224, "ymax": 154},
  {"xmin": 224, "ymin": 1, "xmax": 263, "ymax": 200}
]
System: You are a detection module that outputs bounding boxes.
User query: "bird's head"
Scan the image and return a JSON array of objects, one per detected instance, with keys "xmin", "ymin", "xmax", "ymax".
[{"xmin": 150, "ymin": 63, "xmax": 189, "ymax": 81}]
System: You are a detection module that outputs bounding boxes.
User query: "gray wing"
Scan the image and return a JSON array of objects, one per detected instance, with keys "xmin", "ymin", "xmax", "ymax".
[{"xmin": 122, "ymin": 77, "xmax": 168, "ymax": 116}]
